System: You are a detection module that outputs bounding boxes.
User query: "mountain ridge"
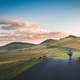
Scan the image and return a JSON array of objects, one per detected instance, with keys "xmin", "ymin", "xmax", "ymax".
[{"xmin": 0, "ymin": 35, "xmax": 80, "ymax": 50}]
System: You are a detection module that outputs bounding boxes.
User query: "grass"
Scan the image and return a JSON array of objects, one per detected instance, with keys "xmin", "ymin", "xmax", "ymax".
[
  {"xmin": 44, "ymin": 43, "xmax": 78, "ymax": 58},
  {"xmin": 0, "ymin": 59, "xmax": 40, "ymax": 80},
  {"xmin": 0, "ymin": 44, "xmax": 79, "ymax": 80}
]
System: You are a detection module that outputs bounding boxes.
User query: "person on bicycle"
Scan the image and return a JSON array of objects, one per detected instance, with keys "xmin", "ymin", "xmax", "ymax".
[{"xmin": 67, "ymin": 48, "xmax": 73, "ymax": 63}]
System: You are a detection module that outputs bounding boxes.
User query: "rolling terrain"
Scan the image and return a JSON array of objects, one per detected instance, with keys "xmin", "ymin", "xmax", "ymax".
[
  {"xmin": 0, "ymin": 35, "xmax": 80, "ymax": 80},
  {"xmin": 54, "ymin": 35, "xmax": 80, "ymax": 49},
  {"xmin": 0, "ymin": 35, "xmax": 80, "ymax": 63},
  {"xmin": 0, "ymin": 42, "xmax": 35, "ymax": 50}
]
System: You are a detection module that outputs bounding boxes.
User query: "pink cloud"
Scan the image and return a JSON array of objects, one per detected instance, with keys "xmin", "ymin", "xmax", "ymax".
[
  {"xmin": 0, "ymin": 18, "xmax": 69, "ymax": 46},
  {"xmin": 0, "ymin": 19, "xmax": 40, "ymax": 29}
]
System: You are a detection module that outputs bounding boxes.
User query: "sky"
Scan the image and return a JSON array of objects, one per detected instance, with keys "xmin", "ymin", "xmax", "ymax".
[{"xmin": 0, "ymin": 0, "xmax": 80, "ymax": 45}]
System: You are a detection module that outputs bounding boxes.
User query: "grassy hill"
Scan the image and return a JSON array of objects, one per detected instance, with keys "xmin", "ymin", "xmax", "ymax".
[
  {"xmin": 41, "ymin": 39, "xmax": 58, "ymax": 45},
  {"xmin": 40, "ymin": 35, "xmax": 80, "ymax": 49},
  {"xmin": 0, "ymin": 42, "xmax": 35, "ymax": 50},
  {"xmin": 40, "ymin": 39, "xmax": 59, "ymax": 48},
  {"xmin": 54, "ymin": 35, "xmax": 80, "ymax": 49}
]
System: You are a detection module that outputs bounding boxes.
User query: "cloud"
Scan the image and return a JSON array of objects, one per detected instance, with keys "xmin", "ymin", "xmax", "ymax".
[
  {"xmin": 0, "ymin": 31, "xmax": 68, "ymax": 46},
  {"xmin": 0, "ymin": 24, "xmax": 16, "ymax": 30},
  {"xmin": 0, "ymin": 18, "xmax": 69, "ymax": 46},
  {"xmin": 0, "ymin": 18, "xmax": 47, "ymax": 33},
  {"xmin": 0, "ymin": 19, "xmax": 40, "ymax": 29}
]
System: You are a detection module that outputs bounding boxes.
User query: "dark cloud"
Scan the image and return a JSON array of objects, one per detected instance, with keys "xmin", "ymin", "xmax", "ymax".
[
  {"xmin": 0, "ymin": 24, "xmax": 16, "ymax": 30},
  {"xmin": 1, "ymin": 25, "xmax": 16, "ymax": 30}
]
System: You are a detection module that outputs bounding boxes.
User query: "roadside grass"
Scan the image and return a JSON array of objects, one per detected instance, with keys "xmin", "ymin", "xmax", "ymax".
[
  {"xmin": 0, "ymin": 45, "xmax": 79, "ymax": 80},
  {"xmin": 0, "ymin": 59, "xmax": 40, "ymax": 80},
  {"xmin": 45, "ymin": 47, "xmax": 79, "ymax": 58}
]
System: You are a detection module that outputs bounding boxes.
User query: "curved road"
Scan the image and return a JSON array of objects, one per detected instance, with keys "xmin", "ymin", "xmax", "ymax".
[{"xmin": 15, "ymin": 58, "xmax": 80, "ymax": 80}]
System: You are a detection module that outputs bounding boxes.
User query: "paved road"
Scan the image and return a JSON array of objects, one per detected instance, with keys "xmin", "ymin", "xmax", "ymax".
[{"xmin": 15, "ymin": 58, "xmax": 80, "ymax": 80}]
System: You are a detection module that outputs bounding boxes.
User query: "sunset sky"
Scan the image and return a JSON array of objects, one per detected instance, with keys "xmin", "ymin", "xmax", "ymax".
[{"xmin": 0, "ymin": 0, "xmax": 80, "ymax": 45}]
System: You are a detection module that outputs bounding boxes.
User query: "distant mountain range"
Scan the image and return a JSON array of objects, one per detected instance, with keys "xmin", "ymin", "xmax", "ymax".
[{"xmin": 0, "ymin": 35, "xmax": 80, "ymax": 50}]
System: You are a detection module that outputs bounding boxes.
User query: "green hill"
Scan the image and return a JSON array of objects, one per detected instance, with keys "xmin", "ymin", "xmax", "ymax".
[
  {"xmin": 40, "ymin": 39, "xmax": 58, "ymax": 48},
  {"xmin": 41, "ymin": 39, "xmax": 58, "ymax": 44},
  {"xmin": 0, "ymin": 42, "xmax": 35, "ymax": 50}
]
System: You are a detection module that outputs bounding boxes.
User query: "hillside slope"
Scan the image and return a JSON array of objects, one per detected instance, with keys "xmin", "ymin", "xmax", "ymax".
[
  {"xmin": 55, "ymin": 35, "xmax": 80, "ymax": 49},
  {"xmin": 0, "ymin": 42, "xmax": 35, "ymax": 50}
]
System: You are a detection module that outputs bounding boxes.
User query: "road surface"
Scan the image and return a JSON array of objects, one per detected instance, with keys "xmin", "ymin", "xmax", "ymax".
[{"xmin": 15, "ymin": 58, "xmax": 80, "ymax": 80}]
